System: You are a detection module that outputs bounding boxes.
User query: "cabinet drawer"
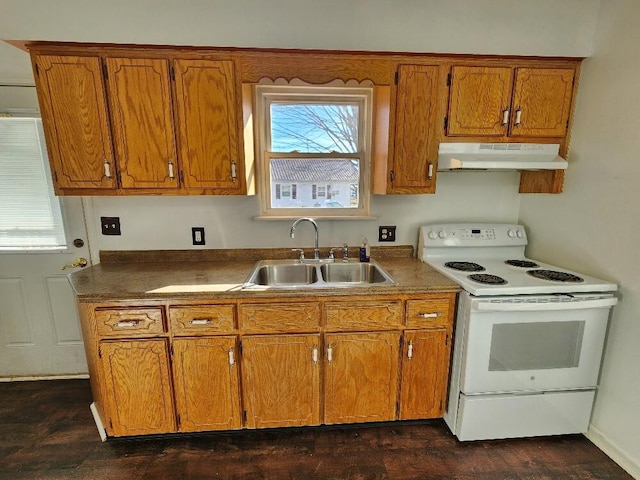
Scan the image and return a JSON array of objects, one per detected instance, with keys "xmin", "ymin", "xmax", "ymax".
[
  {"xmin": 239, "ymin": 302, "xmax": 320, "ymax": 333},
  {"xmin": 169, "ymin": 305, "xmax": 236, "ymax": 335},
  {"xmin": 406, "ymin": 298, "xmax": 451, "ymax": 329},
  {"xmin": 325, "ymin": 300, "xmax": 402, "ymax": 330},
  {"xmin": 95, "ymin": 307, "xmax": 165, "ymax": 337}
]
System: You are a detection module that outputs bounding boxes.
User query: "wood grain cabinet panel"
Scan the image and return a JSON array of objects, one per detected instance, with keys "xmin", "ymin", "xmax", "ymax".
[
  {"xmin": 99, "ymin": 339, "xmax": 176, "ymax": 436},
  {"xmin": 171, "ymin": 336, "xmax": 241, "ymax": 432},
  {"xmin": 241, "ymin": 334, "xmax": 321, "ymax": 428},
  {"xmin": 447, "ymin": 66, "xmax": 513, "ymax": 137},
  {"xmin": 173, "ymin": 59, "xmax": 244, "ymax": 192},
  {"xmin": 105, "ymin": 57, "xmax": 178, "ymax": 190},
  {"xmin": 95, "ymin": 307, "xmax": 165, "ymax": 338},
  {"xmin": 400, "ymin": 329, "xmax": 451, "ymax": 420},
  {"xmin": 169, "ymin": 304, "xmax": 236, "ymax": 335},
  {"xmin": 390, "ymin": 64, "xmax": 440, "ymax": 193},
  {"xmin": 239, "ymin": 302, "xmax": 320, "ymax": 333},
  {"xmin": 510, "ymin": 68, "xmax": 575, "ymax": 138},
  {"xmin": 32, "ymin": 55, "xmax": 115, "ymax": 192},
  {"xmin": 324, "ymin": 300, "xmax": 402, "ymax": 330},
  {"xmin": 324, "ymin": 331, "xmax": 400, "ymax": 424}
]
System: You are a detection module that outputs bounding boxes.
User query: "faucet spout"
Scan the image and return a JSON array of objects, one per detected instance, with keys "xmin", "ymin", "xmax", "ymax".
[{"xmin": 290, "ymin": 217, "xmax": 320, "ymax": 260}]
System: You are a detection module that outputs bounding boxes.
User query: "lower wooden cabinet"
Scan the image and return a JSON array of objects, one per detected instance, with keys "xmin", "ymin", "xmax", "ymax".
[
  {"xmin": 324, "ymin": 332, "xmax": 400, "ymax": 424},
  {"xmin": 241, "ymin": 334, "xmax": 321, "ymax": 428},
  {"xmin": 171, "ymin": 336, "xmax": 241, "ymax": 432},
  {"xmin": 399, "ymin": 329, "xmax": 451, "ymax": 420},
  {"xmin": 99, "ymin": 339, "xmax": 176, "ymax": 436}
]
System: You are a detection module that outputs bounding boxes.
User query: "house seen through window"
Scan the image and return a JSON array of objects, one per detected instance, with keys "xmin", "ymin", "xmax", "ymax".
[{"xmin": 256, "ymin": 84, "xmax": 372, "ymax": 217}]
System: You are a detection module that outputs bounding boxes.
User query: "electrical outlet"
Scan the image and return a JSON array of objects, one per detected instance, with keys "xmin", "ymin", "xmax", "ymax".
[
  {"xmin": 101, "ymin": 217, "xmax": 121, "ymax": 236},
  {"xmin": 192, "ymin": 227, "xmax": 205, "ymax": 246},
  {"xmin": 378, "ymin": 226, "xmax": 396, "ymax": 242}
]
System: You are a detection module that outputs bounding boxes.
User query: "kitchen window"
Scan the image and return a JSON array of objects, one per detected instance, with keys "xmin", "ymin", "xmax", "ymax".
[
  {"xmin": 0, "ymin": 116, "xmax": 67, "ymax": 250},
  {"xmin": 255, "ymin": 84, "xmax": 372, "ymax": 218}
]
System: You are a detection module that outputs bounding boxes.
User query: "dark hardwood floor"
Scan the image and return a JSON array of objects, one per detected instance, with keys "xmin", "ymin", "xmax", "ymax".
[{"xmin": 0, "ymin": 379, "xmax": 632, "ymax": 479}]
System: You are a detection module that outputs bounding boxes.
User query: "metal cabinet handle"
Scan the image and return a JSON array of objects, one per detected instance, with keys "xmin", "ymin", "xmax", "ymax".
[
  {"xmin": 514, "ymin": 108, "xmax": 522, "ymax": 126},
  {"xmin": 228, "ymin": 347, "xmax": 235, "ymax": 366},
  {"xmin": 418, "ymin": 312, "xmax": 439, "ymax": 319},
  {"xmin": 327, "ymin": 344, "xmax": 333, "ymax": 364},
  {"xmin": 103, "ymin": 160, "xmax": 111, "ymax": 179},
  {"xmin": 502, "ymin": 108, "xmax": 510, "ymax": 126},
  {"xmin": 189, "ymin": 318, "xmax": 211, "ymax": 325},
  {"xmin": 115, "ymin": 320, "xmax": 140, "ymax": 328},
  {"xmin": 427, "ymin": 162, "xmax": 434, "ymax": 180},
  {"xmin": 407, "ymin": 340, "xmax": 414, "ymax": 360},
  {"xmin": 168, "ymin": 161, "xmax": 175, "ymax": 179},
  {"xmin": 312, "ymin": 345, "xmax": 318, "ymax": 364},
  {"xmin": 231, "ymin": 161, "xmax": 237, "ymax": 182}
]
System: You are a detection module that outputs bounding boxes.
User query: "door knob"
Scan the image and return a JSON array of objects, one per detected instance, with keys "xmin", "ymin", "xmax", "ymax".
[{"xmin": 61, "ymin": 258, "xmax": 88, "ymax": 270}]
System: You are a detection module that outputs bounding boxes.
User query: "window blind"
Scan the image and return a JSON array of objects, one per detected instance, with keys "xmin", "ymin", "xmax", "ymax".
[{"xmin": 0, "ymin": 117, "xmax": 67, "ymax": 250}]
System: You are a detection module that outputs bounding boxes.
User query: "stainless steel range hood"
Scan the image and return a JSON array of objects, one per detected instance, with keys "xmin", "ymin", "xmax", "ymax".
[{"xmin": 437, "ymin": 143, "xmax": 568, "ymax": 171}]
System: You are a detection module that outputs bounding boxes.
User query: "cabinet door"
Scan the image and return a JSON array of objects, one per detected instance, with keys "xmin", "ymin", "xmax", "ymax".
[
  {"xmin": 106, "ymin": 57, "xmax": 178, "ymax": 189},
  {"xmin": 33, "ymin": 55, "xmax": 115, "ymax": 191},
  {"xmin": 241, "ymin": 334, "xmax": 320, "ymax": 428},
  {"xmin": 172, "ymin": 337, "xmax": 241, "ymax": 432},
  {"xmin": 400, "ymin": 329, "xmax": 450, "ymax": 420},
  {"xmin": 100, "ymin": 339, "xmax": 175, "ymax": 436},
  {"xmin": 510, "ymin": 68, "xmax": 575, "ymax": 138},
  {"xmin": 391, "ymin": 64, "xmax": 440, "ymax": 193},
  {"xmin": 447, "ymin": 66, "xmax": 513, "ymax": 137},
  {"xmin": 173, "ymin": 59, "xmax": 243, "ymax": 192},
  {"xmin": 324, "ymin": 332, "xmax": 400, "ymax": 424}
]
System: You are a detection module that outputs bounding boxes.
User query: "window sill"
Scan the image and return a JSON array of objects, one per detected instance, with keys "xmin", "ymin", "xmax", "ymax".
[{"xmin": 253, "ymin": 215, "xmax": 378, "ymax": 221}]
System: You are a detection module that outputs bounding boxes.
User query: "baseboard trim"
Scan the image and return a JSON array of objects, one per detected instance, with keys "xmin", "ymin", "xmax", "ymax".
[
  {"xmin": 586, "ymin": 425, "xmax": 640, "ymax": 479},
  {"xmin": 0, "ymin": 374, "xmax": 89, "ymax": 382}
]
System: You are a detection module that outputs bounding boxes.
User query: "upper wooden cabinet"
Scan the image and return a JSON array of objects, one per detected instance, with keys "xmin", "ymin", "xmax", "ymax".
[
  {"xmin": 33, "ymin": 55, "xmax": 116, "ymax": 191},
  {"xmin": 446, "ymin": 66, "xmax": 575, "ymax": 139},
  {"xmin": 173, "ymin": 59, "xmax": 243, "ymax": 192},
  {"xmin": 105, "ymin": 57, "xmax": 178, "ymax": 190},
  {"xmin": 388, "ymin": 64, "xmax": 441, "ymax": 194}
]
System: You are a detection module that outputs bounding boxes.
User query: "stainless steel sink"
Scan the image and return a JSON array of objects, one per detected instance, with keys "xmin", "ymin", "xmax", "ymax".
[{"xmin": 242, "ymin": 259, "xmax": 395, "ymax": 289}]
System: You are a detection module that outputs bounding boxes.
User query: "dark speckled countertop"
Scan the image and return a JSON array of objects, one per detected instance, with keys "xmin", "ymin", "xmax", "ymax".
[{"xmin": 68, "ymin": 246, "xmax": 460, "ymax": 301}]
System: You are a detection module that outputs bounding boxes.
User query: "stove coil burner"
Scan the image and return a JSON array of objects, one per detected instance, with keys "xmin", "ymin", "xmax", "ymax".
[
  {"xmin": 445, "ymin": 261, "xmax": 485, "ymax": 272},
  {"xmin": 468, "ymin": 273, "xmax": 508, "ymax": 285},
  {"xmin": 527, "ymin": 269, "xmax": 585, "ymax": 283},
  {"xmin": 505, "ymin": 259, "xmax": 540, "ymax": 268}
]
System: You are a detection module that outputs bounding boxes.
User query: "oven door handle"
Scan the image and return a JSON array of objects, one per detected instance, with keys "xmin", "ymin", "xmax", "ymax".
[{"xmin": 472, "ymin": 297, "xmax": 618, "ymax": 312}]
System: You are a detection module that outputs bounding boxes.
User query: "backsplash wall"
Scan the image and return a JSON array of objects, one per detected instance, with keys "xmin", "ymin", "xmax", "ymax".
[{"xmin": 85, "ymin": 171, "xmax": 521, "ymax": 261}]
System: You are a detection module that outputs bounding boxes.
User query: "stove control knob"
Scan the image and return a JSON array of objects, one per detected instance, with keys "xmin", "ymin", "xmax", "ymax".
[
  {"xmin": 428, "ymin": 230, "xmax": 438, "ymax": 240},
  {"xmin": 516, "ymin": 230, "xmax": 524, "ymax": 238},
  {"xmin": 507, "ymin": 229, "xmax": 516, "ymax": 238},
  {"xmin": 438, "ymin": 230, "xmax": 448, "ymax": 239}
]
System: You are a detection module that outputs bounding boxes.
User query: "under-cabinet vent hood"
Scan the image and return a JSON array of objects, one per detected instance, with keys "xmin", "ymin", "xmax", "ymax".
[{"xmin": 437, "ymin": 143, "xmax": 568, "ymax": 171}]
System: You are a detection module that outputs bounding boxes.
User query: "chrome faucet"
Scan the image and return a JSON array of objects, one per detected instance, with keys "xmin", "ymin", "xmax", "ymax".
[{"xmin": 290, "ymin": 217, "xmax": 320, "ymax": 260}]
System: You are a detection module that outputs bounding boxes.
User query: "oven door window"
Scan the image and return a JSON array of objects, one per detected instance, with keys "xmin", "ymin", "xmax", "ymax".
[{"xmin": 489, "ymin": 321, "xmax": 585, "ymax": 371}]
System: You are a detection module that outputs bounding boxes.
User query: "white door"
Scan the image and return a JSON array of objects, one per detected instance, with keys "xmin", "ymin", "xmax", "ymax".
[{"xmin": 0, "ymin": 197, "xmax": 90, "ymax": 377}]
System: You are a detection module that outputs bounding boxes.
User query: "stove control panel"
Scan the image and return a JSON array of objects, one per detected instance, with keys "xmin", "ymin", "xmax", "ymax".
[{"xmin": 419, "ymin": 223, "xmax": 528, "ymax": 249}]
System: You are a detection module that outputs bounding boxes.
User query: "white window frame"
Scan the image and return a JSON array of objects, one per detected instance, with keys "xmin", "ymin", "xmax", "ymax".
[
  {"xmin": 0, "ymin": 115, "xmax": 69, "ymax": 252},
  {"xmin": 254, "ymin": 84, "xmax": 372, "ymax": 219}
]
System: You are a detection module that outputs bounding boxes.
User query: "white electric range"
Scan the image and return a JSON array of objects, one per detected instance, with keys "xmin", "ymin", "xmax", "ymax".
[{"xmin": 418, "ymin": 223, "xmax": 618, "ymax": 441}]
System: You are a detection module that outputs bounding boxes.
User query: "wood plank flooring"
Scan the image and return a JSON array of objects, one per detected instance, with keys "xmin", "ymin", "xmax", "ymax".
[{"xmin": 0, "ymin": 379, "xmax": 632, "ymax": 479}]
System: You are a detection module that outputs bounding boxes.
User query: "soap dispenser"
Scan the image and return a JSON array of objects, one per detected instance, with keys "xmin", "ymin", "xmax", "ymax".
[{"xmin": 359, "ymin": 237, "xmax": 370, "ymax": 262}]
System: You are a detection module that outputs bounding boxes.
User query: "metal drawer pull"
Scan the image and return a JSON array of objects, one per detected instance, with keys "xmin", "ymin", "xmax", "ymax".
[
  {"xmin": 115, "ymin": 320, "xmax": 140, "ymax": 328},
  {"xmin": 312, "ymin": 345, "xmax": 318, "ymax": 364},
  {"xmin": 189, "ymin": 318, "xmax": 211, "ymax": 325},
  {"xmin": 228, "ymin": 348, "xmax": 235, "ymax": 366},
  {"xmin": 407, "ymin": 341, "xmax": 414, "ymax": 360},
  {"xmin": 417, "ymin": 312, "xmax": 439, "ymax": 318}
]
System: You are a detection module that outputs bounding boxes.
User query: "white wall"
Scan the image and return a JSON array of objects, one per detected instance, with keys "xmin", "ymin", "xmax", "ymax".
[{"xmin": 519, "ymin": 1, "xmax": 640, "ymax": 476}]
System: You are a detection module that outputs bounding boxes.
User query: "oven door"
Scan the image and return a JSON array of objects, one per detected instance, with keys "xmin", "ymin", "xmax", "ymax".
[{"xmin": 459, "ymin": 293, "xmax": 617, "ymax": 394}]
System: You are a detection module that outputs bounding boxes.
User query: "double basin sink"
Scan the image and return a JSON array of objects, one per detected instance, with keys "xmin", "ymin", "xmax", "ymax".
[{"xmin": 242, "ymin": 259, "xmax": 396, "ymax": 289}]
